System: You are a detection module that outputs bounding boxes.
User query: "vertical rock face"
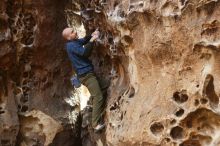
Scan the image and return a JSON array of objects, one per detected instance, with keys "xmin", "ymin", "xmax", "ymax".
[
  {"xmin": 19, "ymin": 110, "xmax": 63, "ymax": 146},
  {"xmin": 1, "ymin": 0, "xmax": 220, "ymax": 146},
  {"xmin": 0, "ymin": 1, "xmax": 19, "ymax": 145},
  {"xmin": 66, "ymin": 0, "xmax": 220, "ymax": 146},
  {"xmin": 1, "ymin": 0, "xmax": 81, "ymax": 146}
]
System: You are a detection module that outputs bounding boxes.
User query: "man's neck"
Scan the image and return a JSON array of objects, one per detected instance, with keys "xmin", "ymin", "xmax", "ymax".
[{"xmin": 67, "ymin": 38, "xmax": 77, "ymax": 42}]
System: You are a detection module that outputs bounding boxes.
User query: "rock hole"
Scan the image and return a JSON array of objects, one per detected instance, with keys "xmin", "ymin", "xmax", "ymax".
[
  {"xmin": 23, "ymin": 71, "xmax": 29, "ymax": 78},
  {"xmin": 117, "ymin": 96, "xmax": 121, "ymax": 101},
  {"xmin": 124, "ymin": 111, "xmax": 127, "ymax": 115},
  {"xmin": 42, "ymin": 76, "xmax": 48, "ymax": 83},
  {"xmin": 165, "ymin": 138, "xmax": 171, "ymax": 142},
  {"xmin": 14, "ymin": 87, "xmax": 22, "ymax": 95},
  {"xmin": 98, "ymin": 60, "xmax": 103, "ymax": 67},
  {"xmin": 23, "ymin": 92, "xmax": 28, "ymax": 97},
  {"xmin": 122, "ymin": 35, "xmax": 133, "ymax": 45},
  {"xmin": 194, "ymin": 99, "xmax": 199, "ymax": 106},
  {"xmin": 170, "ymin": 126, "xmax": 184, "ymax": 140},
  {"xmin": 119, "ymin": 10, "xmax": 126, "ymax": 17},
  {"xmin": 175, "ymin": 109, "xmax": 184, "ymax": 117},
  {"xmin": 0, "ymin": 110, "xmax": 5, "ymax": 114},
  {"xmin": 18, "ymin": 105, "xmax": 21, "ymax": 109},
  {"xmin": 172, "ymin": 91, "xmax": 188, "ymax": 104},
  {"xmin": 139, "ymin": 3, "xmax": 144, "ymax": 7},
  {"xmin": 186, "ymin": 120, "xmax": 192, "ymax": 128},
  {"xmin": 22, "ymin": 37, "xmax": 33, "ymax": 46},
  {"xmin": 180, "ymin": 0, "xmax": 185, "ymax": 5},
  {"xmin": 150, "ymin": 122, "xmax": 164, "ymax": 136},
  {"xmin": 170, "ymin": 119, "xmax": 177, "ymax": 125},
  {"xmin": 21, "ymin": 105, "xmax": 28, "ymax": 112},
  {"xmin": 120, "ymin": 113, "xmax": 123, "ymax": 120},
  {"xmin": 203, "ymin": 74, "xmax": 219, "ymax": 106},
  {"xmin": 196, "ymin": 84, "xmax": 199, "ymax": 88},
  {"xmin": 1, "ymin": 139, "xmax": 10, "ymax": 144},
  {"xmin": 108, "ymin": 36, "xmax": 113, "ymax": 44},
  {"xmin": 19, "ymin": 13, "xmax": 23, "ymax": 18},
  {"xmin": 110, "ymin": 102, "xmax": 118, "ymax": 111},
  {"xmin": 20, "ymin": 95, "xmax": 29, "ymax": 103},
  {"xmin": 22, "ymin": 86, "xmax": 30, "ymax": 93},
  {"xmin": 129, "ymin": 5, "xmax": 135, "ymax": 10},
  {"xmin": 13, "ymin": 29, "xmax": 17, "ymax": 34},
  {"xmin": 200, "ymin": 98, "xmax": 208, "ymax": 104},
  {"xmin": 173, "ymin": 91, "xmax": 180, "ymax": 100},
  {"xmin": 21, "ymin": 79, "xmax": 29, "ymax": 85},
  {"xmin": 129, "ymin": 86, "xmax": 135, "ymax": 98},
  {"xmin": 113, "ymin": 1, "xmax": 119, "ymax": 8}
]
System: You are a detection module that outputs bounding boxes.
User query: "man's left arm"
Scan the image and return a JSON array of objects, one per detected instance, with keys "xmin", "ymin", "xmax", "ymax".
[
  {"xmin": 78, "ymin": 34, "xmax": 92, "ymax": 45},
  {"xmin": 78, "ymin": 29, "xmax": 100, "ymax": 45}
]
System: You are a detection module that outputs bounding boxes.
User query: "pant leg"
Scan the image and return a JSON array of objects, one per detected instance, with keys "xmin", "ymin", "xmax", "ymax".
[
  {"xmin": 96, "ymin": 76, "xmax": 110, "ymax": 99},
  {"xmin": 79, "ymin": 73, "xmax": 105, "ymax": 127}
]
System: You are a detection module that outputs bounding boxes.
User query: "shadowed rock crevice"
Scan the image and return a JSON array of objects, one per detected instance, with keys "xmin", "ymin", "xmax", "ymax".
[
  {"xmin": 172, "ymin": 90, "xmax": 189, "ymax": 104},
  {"xmin": 1, "ymin": 0, "xmax": 220, "ymax": 146},
  {"xmin": 170, "ymin": 126, "xmax": 184, "ymax": 140},
  {"xmin": 62, "ymin": 0, "xmax": 220, "ymax": 145},
  {"xmin": 150, "ymin": 122, "xmax": 164, "ymax": 136},
  {"xmin": 203, "ymin": 74, "xmax": 219, "ymax": 107},
  {"xmin": 179, "ymin": 108, "xmax": 220, "ymax": 145},
  {"xmin": 1, "ymin": 0, "xmax": 82, "ymax": 145},
  {"xmin": 175, "ymin": 108, "xmax": 184, "ymax": 117}
]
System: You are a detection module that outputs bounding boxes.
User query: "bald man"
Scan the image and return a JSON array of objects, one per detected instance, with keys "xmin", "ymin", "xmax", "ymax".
[{"xmin": 62, "ymin": 27, "xmax": 106, "ymax": 132}]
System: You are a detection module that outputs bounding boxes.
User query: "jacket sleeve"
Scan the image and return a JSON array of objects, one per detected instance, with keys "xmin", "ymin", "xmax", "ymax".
[
  {"xmin": 68, "ymin": 42, "xmax": 94, "ymax": 57},
  {"xmin": 78, "ymin": 34, "xmax": 92, "ymax": 45},
  {"xmin": 68, "ymin": 43, "xmax": 85, "ymax": 56},
  {"xmin": 83, "ymin": 42, "xmax": 94, "ymax": 57}
]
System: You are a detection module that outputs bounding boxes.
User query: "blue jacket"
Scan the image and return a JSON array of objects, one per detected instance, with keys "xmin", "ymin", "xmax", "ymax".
[{"xmin": 65, "ymin": 35, "xmax": 94, "ymax": 76}]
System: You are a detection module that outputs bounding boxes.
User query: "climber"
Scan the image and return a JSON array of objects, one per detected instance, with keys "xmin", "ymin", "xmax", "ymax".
[{"xmin": 62, "ymin": 27, "xmax": 106, "ymax": 132}]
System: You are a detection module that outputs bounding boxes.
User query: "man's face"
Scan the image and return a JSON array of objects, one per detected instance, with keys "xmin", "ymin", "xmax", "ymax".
[{"xmin": 69, "ymin": 28, "xmax": 78, "ymax": 40}]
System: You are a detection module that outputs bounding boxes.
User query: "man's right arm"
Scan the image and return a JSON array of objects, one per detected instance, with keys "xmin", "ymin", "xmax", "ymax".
[
  {"xmin": 68, "ymin": 42, "xmax": 94, "ymax": 58},
  {"xmin": 78, "ymin": 34, "xmax": 92, "ymax": 45},
  {"xmin": 83, "ymin": 33, "xmax": 100, "ymax": 57},
  {"xmin": 82, "ymin": 32, "xmax": 100, "ymax": 57},
  {"xmin": 83, "ymin": 41, "xmax": 94, "ymax": 57},
  {"xmin": 69, "ymin": 32, "xmax": 98, "ymax": 57}
]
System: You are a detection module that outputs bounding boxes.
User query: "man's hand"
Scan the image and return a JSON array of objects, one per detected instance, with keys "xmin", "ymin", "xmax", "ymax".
[
  {"xmin": 90, "ymin": 29, "xmax": 100, "ymax": 42},
  {"xmin": 92, "ymin": 29, "xmax": 100, "ymax": 36}
]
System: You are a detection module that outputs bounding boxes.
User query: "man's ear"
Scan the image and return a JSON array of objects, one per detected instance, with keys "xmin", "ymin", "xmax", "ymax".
[{"xmin": 67, "ymin": 36, "xmax": 71, "ymax": 40}]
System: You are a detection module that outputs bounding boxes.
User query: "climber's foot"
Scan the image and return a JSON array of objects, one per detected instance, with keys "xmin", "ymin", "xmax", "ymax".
[{"xmin": 94, "ymin": 123, "xmax": 105, "ymax": 133}]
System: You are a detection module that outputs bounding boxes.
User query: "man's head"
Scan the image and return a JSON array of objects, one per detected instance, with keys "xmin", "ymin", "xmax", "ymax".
[{"xmin": 62, "ymin": 27, "xmax": 78, "ymax": 40}]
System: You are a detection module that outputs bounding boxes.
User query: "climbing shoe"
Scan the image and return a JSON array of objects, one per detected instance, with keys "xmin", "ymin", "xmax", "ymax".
[{"xmin": 94, "ymin": 123, "xmax": 105, "ymax": 133}]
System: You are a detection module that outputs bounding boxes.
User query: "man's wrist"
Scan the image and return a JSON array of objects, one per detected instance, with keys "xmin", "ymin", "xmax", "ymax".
[
  {"xmin": 90, "ymin": 39, "xmax": 95, "ymax": 42},
  {"xmin": 90, "ymin": 37, "xmax": 96, "ymax": 42}
]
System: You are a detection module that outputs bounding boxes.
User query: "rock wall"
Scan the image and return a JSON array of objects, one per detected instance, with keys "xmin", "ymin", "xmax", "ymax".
[
  {"xmin": 0, "ymin": 0, "xmax": 81, "ymax": 146},
  {"xmin": 66, "ymin": 0, "xmax": 220, "ymax": 146},
  {"xmin": 1, "ymin": 0, "xmax": 220, "ymax": 146}
]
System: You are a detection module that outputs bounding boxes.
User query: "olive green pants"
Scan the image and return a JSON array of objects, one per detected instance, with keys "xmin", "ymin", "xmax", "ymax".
[{"xmin": 79, "ymin": 73, "xmax": 108, "ymax": 127}]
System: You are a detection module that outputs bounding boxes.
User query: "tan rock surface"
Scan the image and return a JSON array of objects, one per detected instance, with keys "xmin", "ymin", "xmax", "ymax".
[
  {"xmin": 0, "ymin": 0, "xmax": 81, "ymax": 146},
  {"xmin": 19, "ymin": 110, "xmax": 63, "ymax": 146},
  {"xmin": 66, "ymin": 0, "xmax": 220, "ymax": 145},
  {"xmin": 1, "ymin": 0, "xmax": 220, "ymax": 146}
]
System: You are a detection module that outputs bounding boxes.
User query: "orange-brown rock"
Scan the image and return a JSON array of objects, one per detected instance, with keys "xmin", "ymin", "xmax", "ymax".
[
  {"xmin": 66, "ymin": 0, "xmax": 220, "ymax": 145},
  {"xmin": 1, "ymin": 0, "xmax": 220, "ymax": 146}
]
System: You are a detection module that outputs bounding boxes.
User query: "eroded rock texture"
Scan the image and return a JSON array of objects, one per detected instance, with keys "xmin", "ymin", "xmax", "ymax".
[
  {"xmin": 1, "ymin": 0, "xmax": 81, "ymax": 146},
  {"xmin": 65, "ymin": 0, "xmax": 220, "ymax": 146},
  {"xmin": 1, "ymin": 0, "xmax": 220, "ymax": 146}
]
